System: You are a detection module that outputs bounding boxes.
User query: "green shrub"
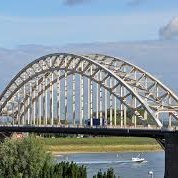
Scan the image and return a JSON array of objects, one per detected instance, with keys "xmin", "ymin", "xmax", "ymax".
[
  {"xmin": 40, "ymin": 161, "xmax": 87, "ymax": 178},
  {"xmin": 93, "ymin": 168, "xmax": 119, "ymax": 178}
]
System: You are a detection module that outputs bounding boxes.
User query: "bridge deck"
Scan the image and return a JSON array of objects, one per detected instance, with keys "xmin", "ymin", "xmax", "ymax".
[{"xmin": 0, "ymin": 125, "xmax": 176, "ymax": 139}]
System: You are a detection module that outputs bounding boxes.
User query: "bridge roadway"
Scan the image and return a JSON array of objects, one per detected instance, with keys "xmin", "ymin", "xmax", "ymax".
[{"xmin": 0, "ymin": 125, "xmax": 170, "ymax": 138}]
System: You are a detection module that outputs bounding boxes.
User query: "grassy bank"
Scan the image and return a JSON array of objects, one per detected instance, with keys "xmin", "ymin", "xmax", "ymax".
[{"xmin": 40, "ymin": 137, "xmax": 162, "ymax": 154}]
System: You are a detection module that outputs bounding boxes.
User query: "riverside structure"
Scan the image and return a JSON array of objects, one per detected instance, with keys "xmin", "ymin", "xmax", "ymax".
[{"xmin": 0, "ymin": 53, "xmax": 178, "ymax": 178}]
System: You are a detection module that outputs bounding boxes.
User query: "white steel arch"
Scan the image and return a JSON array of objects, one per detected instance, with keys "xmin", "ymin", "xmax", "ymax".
[
  {"xmin": 0, "ymin": 53, "xmax": 177, "ymax": 128},
  {"xmin": 86, "ymin": 54, "xmax": 178, "ymax": 126}
]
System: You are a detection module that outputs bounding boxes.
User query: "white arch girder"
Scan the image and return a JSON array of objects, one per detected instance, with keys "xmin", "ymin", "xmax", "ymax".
[
  {"xmin": 85, "ymin": 54, "xmax": 178, "ymax": 115},
  {"xmin": 1, "ymin": 53, "xmax": 177, "ymax": 127}
]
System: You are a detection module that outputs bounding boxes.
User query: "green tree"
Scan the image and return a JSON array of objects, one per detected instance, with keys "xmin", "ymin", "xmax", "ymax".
[
  {"xmin": 0, "ymin": 137, "xmax": 52, "ymax": 178},
  {"xmin": 40, "ymin": 161, "xmax": 87, "ymax": 178},
  {"xmin": 93, "ymin": 168, "xmax": 119, "ymax": 178},
  {"xmin": 0, "ymin": 136, "xmax": 118, "ymax": 178}
]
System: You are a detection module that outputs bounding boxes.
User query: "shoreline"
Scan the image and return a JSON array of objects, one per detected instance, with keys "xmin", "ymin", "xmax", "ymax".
[
  {"xmin": 52, "ymin": 149, "xmax": 163, "ymax": 156},
  {"xmin": 47, "ymin": 144, "xmax": 162, "ymax": 155}
]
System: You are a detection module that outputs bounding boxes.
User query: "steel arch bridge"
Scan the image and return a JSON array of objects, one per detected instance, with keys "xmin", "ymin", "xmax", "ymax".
[{"xmin": 0, "ymin": 53, "xmax": 178, "ymax": 129}]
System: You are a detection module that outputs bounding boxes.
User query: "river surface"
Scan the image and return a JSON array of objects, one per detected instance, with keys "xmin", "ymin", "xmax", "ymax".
[{"xmin": 56, "ymin": 151, "xmax": 164, "ymax": 178}]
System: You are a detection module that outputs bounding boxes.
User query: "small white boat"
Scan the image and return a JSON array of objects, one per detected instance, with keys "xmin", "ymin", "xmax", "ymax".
[
  {"xmin": 132, "ymin": 157, "xmax": 145, "ymax": 163},
  {"xmin": 132, "ymin": 154, "xmax": 145, "ymax": 163}
]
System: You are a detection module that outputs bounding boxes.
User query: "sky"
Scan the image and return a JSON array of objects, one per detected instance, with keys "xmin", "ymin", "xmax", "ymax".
[
  {"xmin": 0, "ymin": 0, "xmax": 178, "ymax": 93},
  {"xmin": 0, "ymin": 0, "xmax": 178, "ymax": 47}
]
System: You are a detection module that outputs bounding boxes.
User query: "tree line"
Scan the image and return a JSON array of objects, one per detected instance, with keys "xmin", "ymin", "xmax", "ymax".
[{"xmin": 0, "ymin": 137, "xmax": 120, "ymax": 178}]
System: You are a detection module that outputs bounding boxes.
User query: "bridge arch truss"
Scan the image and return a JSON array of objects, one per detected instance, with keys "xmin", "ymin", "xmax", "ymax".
[{"xmin": 0, "ymin": 53, "xmax": 178, "ymax": 128}]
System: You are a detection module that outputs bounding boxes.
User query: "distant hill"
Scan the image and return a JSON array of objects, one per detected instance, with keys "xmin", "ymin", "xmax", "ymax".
[{"xmin": 0, "ymin": 40, "xmax": 178, "ymax": 94}]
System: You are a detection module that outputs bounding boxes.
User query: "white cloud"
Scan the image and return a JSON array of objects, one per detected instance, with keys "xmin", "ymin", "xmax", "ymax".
[
  {"xmin": 127, "ymin": 0, "xmax": 145, "ymax": 6},
  {"xmin": 63, "ymin": 0, "xmax": 91, "ymax": 6},
  {"xmin": 63, "ymin": 0, "xmax": 147, "ymax": 6},
  {"xmin": 159, "ymin": 17, "xmax": 178, "ymax": 40}
]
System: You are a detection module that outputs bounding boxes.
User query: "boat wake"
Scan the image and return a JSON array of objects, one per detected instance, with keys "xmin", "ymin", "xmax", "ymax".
[{"xmin": 75, "ymin": 160, "xmax": 147, "ymax": 165}]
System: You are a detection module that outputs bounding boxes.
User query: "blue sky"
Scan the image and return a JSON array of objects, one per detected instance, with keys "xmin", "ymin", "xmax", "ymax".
[
  {"xmin": 0, "ymin": 0, "xmax": 178, "ymax": 47},
  {"xmin": 0, "ymin": 0, "xmax": 178, "ymax": 93},
  {"xmin": 1, "ymin": 0, "xmax": 177, "ymax": 16}
]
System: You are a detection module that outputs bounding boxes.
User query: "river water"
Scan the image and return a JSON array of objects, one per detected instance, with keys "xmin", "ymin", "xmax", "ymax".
[{"xmin": 56, "ymin": 151, "xmax": 164, "ymax": 178}]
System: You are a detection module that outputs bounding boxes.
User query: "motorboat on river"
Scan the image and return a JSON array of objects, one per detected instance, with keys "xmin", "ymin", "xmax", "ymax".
[{"xmin": 132, "ymin": 154, "xmax": 145, "ymax": 163}]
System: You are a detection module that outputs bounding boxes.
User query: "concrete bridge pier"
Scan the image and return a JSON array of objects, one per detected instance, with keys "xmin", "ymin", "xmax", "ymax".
[{"xmin": 165, "ymin": 133, "xmax": 178, "ymax": 178}]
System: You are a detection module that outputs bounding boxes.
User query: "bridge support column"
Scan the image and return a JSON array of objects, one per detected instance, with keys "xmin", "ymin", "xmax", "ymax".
[
  {"xmin": 104, "ymin": 81, "xmax": 107, "ymax": 125},
  {"xmin": 99, "ymin": 71, "xmax": 103, "ymax": 126},
  {"xmin": 165, "ymin": 134, "xmax": 178, "ymax": 178},
  {"xmin": 109, "ymin": 77, "xmax": 113, "ymax": 126},
  {"xmin": 80, "ymin": 63, "xmax": 84, "ymax": 126}
]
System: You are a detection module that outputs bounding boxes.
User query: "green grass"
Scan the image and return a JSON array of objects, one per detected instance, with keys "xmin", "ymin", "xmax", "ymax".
[
  {"xmin": 39, "ymin": 137, "xmax": 161, "ymax": 153},
  {"xmin": 42, "ymin": 137, "xmax": 157, "ymax": 145}
]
